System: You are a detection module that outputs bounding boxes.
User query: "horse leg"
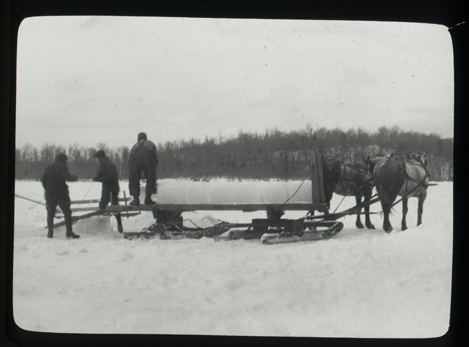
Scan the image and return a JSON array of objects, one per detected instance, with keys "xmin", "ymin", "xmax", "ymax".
[
  {"xmin": 373, "ymin": 158, "xmax": 405, "ymax": 233},
  {"xmin": 417, "ymin": 192, "xmax": 427, "ymax": 226},
  {"xmin": 401, "ymin": 197, "xmax": 408, "ymax": 231},
  {"xmin": 364, "ymin": 191, "xmax": 375, "ymax": 229},
  {"xmin": 380, "ymin": 198, "xmax": 393, "ymax": 233},
  {"xmin": 383, "ymin": 208, "xmax": 393, "ymax": 233},
  {"xmin": 355, "ymin": 196, "xmax": 365, "ymax": 229}
]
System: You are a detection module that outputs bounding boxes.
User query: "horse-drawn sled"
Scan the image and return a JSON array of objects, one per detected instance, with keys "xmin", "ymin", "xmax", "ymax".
[{"xmin": 34, "ymin": 150, "xmax": 432, "ymax": 244}]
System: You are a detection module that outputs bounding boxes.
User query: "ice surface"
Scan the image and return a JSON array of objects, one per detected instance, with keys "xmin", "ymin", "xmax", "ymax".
[{"xmin": 12, "ymin": 179, "xmax": 453, "ymax": 337}]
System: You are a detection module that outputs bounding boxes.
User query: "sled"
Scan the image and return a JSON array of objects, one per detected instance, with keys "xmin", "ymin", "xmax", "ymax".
[{"xmin": 46, "ymin": 151, "xmax": 381, "ymax": 243}]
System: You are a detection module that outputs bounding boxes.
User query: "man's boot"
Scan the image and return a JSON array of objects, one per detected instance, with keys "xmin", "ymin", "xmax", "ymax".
[
  {"xmin": 129, "ymin": 196, "xmax": 140, "ymax": 206},
  {"xmin": 116, "ymin": 214, "xmax": 123, "ymax": 233},
  {"xmin": 64, "ymin": 214, "xmax": 80, "ymax": 239},
  {"xmin": 66, "ymin": 232, "xmax": 80, "ymax": 239},
  {"xmin": 46, "ymin": 213, "xmax": 54, "ymax": 238},
  {"xmin": 144, "ymin": 196, "xmax": 156, "ymax": 205}
]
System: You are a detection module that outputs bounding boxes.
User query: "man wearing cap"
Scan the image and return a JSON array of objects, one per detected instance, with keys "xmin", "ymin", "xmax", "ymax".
[
  {"xmin": 128, "ymin": 132, "xmax": 158, "ymax": 206},
  {"xmin": 41, "ymin": 153, "xmax": 80, "ymax": 239},
  {"xmin": 92, "ymin": 150, "xmax": 123, "ymax": 233}
]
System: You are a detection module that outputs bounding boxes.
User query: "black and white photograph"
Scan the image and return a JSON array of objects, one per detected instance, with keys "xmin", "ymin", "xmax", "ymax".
[{"xmin": 11, "ymin": 14, "xmax": 454, "ymax": 339}]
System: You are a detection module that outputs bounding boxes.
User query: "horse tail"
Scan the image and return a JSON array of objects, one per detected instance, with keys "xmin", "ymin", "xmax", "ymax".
[{"xmin": 373, "ymin": 157, "xmax": 406, "ymax": 213}]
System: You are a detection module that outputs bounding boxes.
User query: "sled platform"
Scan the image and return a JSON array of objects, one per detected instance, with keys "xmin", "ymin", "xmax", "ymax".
[
  {"xmin": 105, "ymin": 203, "xmax": 328, "ymax": 213},
  {"xmin": 70, "ymin": 197, "xmax": 131, "ymax": 204}
]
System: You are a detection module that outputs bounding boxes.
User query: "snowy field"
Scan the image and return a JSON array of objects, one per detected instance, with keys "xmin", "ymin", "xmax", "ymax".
[{"xmin": 12, "ymin": 179, "xmax": 453, "ymax": 338}]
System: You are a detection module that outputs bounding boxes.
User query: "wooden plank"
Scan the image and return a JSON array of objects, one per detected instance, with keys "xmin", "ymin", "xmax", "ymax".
[
  {"xmin": 70, "ymin": 197, "xmax": 131, "ymax": 204},
  {"xmin": 69, "ymin": 207, "xmax": 103, "ymax": 212},
  {"xmin": 57, "ymin": 210, "xmax": 140, "ymax": 218},
  {"xmin": 105, "ymin": 203, "xmax": 329, "ymax": 213},
  {"xmin": 310, "ymin": 152, "xmax": 321, "ymax": 205},
  {"xmin": 107, "ymin": 212, "xmax": 141, "ymax": 217},
  {"xmin": 51, "ymin": 210, "xmax": 105, "ymax": 228},
  {"xmin": 306, "ymin": 197, "xmax": 380, "ymax": 220},
  {"xmin": 316, "ymin": 152, "xmax": 326, "ymax": 204}
]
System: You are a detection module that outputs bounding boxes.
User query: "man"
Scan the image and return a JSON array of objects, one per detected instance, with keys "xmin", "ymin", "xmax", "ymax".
[
  {"xmin": 41, "ymin": 153, "xmax": 80, "ymax": 239},
  {"xmin": 128, "ymin": 132, "xmax": 158, "ymax": 206},
  {"xmin": 92, "ymin": 150, "xmax": 123, "ymax": 233}
]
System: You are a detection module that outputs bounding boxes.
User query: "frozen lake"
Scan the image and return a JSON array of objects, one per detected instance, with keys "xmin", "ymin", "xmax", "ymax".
[{"xmin": 12, "ymin": 179, "xmax": 453, "ymax": 338}]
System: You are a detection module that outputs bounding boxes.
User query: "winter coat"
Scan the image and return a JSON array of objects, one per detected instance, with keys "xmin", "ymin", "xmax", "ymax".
[
  {"xmin": 130, "ymin": 139, "xmax": 158, "ymax": 166},
  {"xmin": 41, "ymin": 156, "xmax": 78, "ymax": 198},
  {"xmin": 93, "ymin": 156, "xmax": 120, "ymax": 193}
]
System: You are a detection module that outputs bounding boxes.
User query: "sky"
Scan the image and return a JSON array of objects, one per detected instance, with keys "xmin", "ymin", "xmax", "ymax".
[{"xmin": 15, "ymin": 16, "xmax": 454, "ymax": 150}]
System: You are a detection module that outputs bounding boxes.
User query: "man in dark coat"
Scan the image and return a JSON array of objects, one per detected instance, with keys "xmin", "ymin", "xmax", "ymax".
[
  {"xmin": 92, "ymin": 150, "xmax": 123, "ymax": 233},
  {"xmin": 128, "ymin": 132, "xmax": 158, "ymax": 206},
  {"xmin": 41, "ymin": 153, "xmax": 80, "ymax": 239}
]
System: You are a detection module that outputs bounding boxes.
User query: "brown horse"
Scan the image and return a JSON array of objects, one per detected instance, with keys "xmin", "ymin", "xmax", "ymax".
[
  {"xmin": 323, "ymin": 157, "xmax": 375, "ymax": 229},
  {"xmin": 368, "ymin": 152, "xmax": 430, "ymax": 232}
]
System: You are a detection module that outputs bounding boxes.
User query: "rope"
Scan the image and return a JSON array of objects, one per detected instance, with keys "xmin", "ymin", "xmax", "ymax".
[
  {"xmin": 278, "ymin": 165, "xmax": 314, "ymax": 209},
  {"xmin": 330, "ymin": 164, "xmax": 375, "ymax": 214},
  {"xmin": 72, "ymin": 181, "xmax": 96, "ymax": 215},
  {"xmin": 183, "ymin": 219, "xmax": 202, "ymax": 229},
  {"xmin": 390, "ymin": 172, "xmax": 430, "ymax": 208},
  {"xmin": 332, "ymin": 195, "xmax": 348, "ymax": 214}
]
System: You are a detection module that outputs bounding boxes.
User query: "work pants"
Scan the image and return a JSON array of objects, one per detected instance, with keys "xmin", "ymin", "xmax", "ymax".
[
  {"xmin": 45, "ymin": 192, "xmax": 73, "ymax": 236},
  {"xmin": 128, "ymin": 149, "xmax": 157, "ymax": 198},
  {"xmin": 99, "ymin": 187, "xmax": 123, "ymax": 230}
]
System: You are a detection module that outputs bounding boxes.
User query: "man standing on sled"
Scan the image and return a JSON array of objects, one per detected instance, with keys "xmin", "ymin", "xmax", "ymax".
[
  {"xmin": 128, "ymin": 132, "xmax": 158, "ymax": 206},
  {"xmin": 41, "ymin": 153, "xmax": 80, "ymax": 239},
  {"xmin": 92, "ymin": 150, "xmax": 123, "ymax": 233}
]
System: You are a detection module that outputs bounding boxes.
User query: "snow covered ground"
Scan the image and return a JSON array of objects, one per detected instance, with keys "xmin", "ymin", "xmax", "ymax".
[{"xmin": 12, "ymin": 179, "xmax": 452, "ymax": 338}]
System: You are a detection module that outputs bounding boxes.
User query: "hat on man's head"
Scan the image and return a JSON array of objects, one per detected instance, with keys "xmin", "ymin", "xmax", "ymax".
[
  {"xmin": 138, "ymin": 132, "xmax": 147, "ymax": 141},
  {"xmin": 93, "ymin": 150, "xmax": 106, "ymax": 159}
]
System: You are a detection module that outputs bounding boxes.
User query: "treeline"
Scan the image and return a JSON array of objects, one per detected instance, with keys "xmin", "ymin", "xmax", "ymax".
[{"xmin": 15, "ymin": 125, "xmax": 453, "ymax": 181}]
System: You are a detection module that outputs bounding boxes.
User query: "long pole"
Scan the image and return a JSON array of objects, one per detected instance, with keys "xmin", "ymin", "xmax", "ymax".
[
  {"xmin": 15, "ymin": 194, "xmax": 45, "ymax": 206},
  {"xmin": 15, "ymin": 194, "xmax": 65, "ymax": 219}
]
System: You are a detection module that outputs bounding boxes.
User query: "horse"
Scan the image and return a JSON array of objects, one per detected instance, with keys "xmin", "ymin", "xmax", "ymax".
[
  {"xmin": 399, "ymin": 152, "xmax": 430, "ymax": 230},
  {"xmin": 323, "ymin": 157, "xmax": 376, "ymax": 229},
  {"xmin": 368, "ymin": 152, "xmax": 430, "ymax": 232}
]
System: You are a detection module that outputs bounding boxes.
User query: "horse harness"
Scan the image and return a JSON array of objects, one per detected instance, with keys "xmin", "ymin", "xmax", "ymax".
[
  {"xmin": 402, "ymin": 157, "xmax": 431, "ymax": 194},
  {"xmin": 389, "ymin": 156, "xmax": 431, "ymax": 208},
  {"xmin": 337, "ymin": 163, "xmax": 374, "ymax": 196}
]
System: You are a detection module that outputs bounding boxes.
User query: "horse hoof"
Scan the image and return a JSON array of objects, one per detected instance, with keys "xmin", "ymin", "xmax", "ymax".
[
  {"xmin": 366, "ymin": 224, "xmax": 375, "ymax": 229},
  {"xmin": 356, "ymin": 223, "xmax": 365, "ymax": 229}
]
